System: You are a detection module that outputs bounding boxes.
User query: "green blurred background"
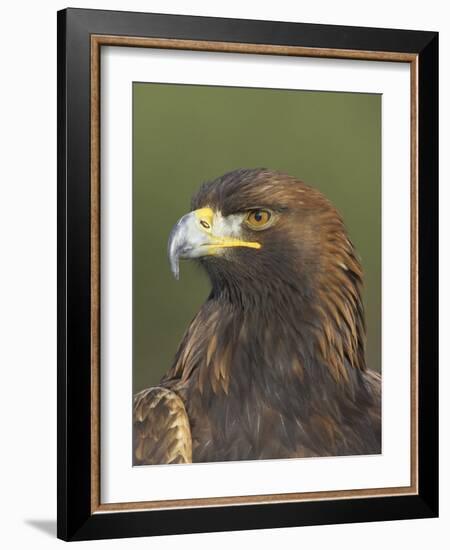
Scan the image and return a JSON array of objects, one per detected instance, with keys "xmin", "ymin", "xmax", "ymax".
[{"xmin": 133, "ymin": 83, "xmax": 381, "ymax": 394}]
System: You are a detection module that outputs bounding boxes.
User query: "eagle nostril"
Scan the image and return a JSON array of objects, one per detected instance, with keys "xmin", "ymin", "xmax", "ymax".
[{"xmin": 200, "ymin": 220, "xmax": 210, "ymax": 229}]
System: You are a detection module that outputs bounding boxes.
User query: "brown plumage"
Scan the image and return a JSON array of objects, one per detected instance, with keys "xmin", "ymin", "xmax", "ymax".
[{"xmin": 133, "ymin": 169, "xmax": 381, "ymax": 465}]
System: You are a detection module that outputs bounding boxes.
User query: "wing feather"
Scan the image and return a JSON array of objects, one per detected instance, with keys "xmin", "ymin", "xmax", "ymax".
[{"xmin": 133, "ymin": 387, "xmax": 192, "ymax": 465}]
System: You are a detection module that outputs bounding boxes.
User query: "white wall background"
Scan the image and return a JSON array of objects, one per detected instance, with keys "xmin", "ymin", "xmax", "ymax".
[{"xmin": 0, "ymin": 1, "xmax": 447, "ymax": 548}]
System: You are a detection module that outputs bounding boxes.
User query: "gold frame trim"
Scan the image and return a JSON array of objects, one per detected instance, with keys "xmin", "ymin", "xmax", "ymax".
[{"xmin": 90, "ymin": 35, "xmax": 419, "ymax": 514}]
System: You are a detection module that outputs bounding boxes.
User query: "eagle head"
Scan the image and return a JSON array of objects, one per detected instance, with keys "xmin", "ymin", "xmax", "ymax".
[{"xmin": 169, "ymin": 168, "xmax": 362, "ymax": 315}]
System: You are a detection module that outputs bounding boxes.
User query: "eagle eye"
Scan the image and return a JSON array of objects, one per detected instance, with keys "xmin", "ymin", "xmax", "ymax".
[{"xmin": 245, "ymin": 209, "xmax": 273, "ymax": 230}]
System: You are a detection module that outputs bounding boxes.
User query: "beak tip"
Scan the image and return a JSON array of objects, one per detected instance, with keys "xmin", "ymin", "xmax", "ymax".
[
  {"xmin": 169, "ymin": 257, "xmax": 180, "ymax": 280},
  {"xmin": 168, "ymin": 231, "xmax": 180, "ymax": 280}
]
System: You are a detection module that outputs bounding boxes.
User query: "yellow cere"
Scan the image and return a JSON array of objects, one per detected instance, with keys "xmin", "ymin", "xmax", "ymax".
[
  {"xmin": 193, "ymin": 207, "xmax": 261, "ymax": 251},
  {"xmin": 194, "ymin": 207, "xmax": 215, "ymax": 229}
]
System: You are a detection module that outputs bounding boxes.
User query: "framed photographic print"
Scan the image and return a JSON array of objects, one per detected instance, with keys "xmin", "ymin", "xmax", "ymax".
[{"xmin": 57, "ymin": 8, "xmax": 438, "ymax": 541}]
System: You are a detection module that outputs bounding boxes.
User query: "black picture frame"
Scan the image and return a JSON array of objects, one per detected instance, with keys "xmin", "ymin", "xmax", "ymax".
[{"xmin": 57, "ymin": 7, "xmax": 438, "ymax": 541}]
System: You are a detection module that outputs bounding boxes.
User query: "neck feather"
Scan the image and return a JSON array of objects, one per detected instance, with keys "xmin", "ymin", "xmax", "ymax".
[{"xmin": 169, "ymin": 263, "xmax": 366, "ymax": 401}]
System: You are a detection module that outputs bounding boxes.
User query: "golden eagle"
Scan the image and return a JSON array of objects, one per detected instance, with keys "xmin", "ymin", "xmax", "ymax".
[{"xmin": 133, "ymin": 169, "xmax": 381, "ymax": 465}]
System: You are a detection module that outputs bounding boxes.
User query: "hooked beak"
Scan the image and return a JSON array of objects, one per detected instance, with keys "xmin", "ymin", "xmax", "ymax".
[{"xmin": 168, "ymin": 207, "xmax": 261, "ymax": 279}]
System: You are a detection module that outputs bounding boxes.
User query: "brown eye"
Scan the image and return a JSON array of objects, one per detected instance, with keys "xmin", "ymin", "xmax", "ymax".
[{"xmin": 245, "ymin": 209, "xmax": 272, "ymax": 230}]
